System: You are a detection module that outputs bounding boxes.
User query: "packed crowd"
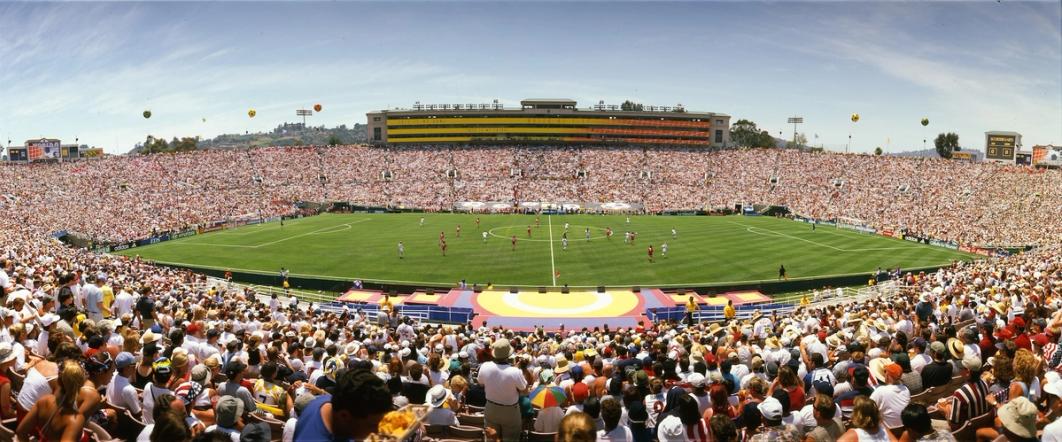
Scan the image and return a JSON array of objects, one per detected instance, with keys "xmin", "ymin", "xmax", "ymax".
[
  {"xmin": 0, "ymin": 225, "xmax": 1061, "ymax": 441},
  {"xmin": 2, "ymin": 145, "xmax": 1060, "ymax": 246},
  {"xmin": 0, "ymin": 144, "xmax": 1061, "ymax": 441}
]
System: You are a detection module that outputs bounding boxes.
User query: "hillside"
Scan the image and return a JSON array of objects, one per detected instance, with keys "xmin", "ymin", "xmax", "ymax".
[{"xmin": 128, "ymin": 122, "xmax": 368, "ymax": 154}]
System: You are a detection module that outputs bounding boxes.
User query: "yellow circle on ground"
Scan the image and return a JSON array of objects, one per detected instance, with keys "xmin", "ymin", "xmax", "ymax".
[{"xmin": 477, "ymin": 290, "xmax": 640, "ymax": 317}]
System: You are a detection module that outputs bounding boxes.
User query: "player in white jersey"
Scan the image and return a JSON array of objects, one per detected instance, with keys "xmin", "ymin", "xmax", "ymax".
[
  {"xmin": 671, "ymin": 228, "xmax": 677, "ymax": 239},
  {"xmin": 661, "ymin": 242, "xmax": 668, "ymax": 257},
  {"xmin": 562, "ymin": 237, "xmax": 568, "ymax": 250},
  {"xmin": 397, "ymin": 241, "xmax": 405, "ymax": 259},
  {"xmin": 482, "ymin": 231, "xmax": 488, "ymax": 242},
  {"xmin": 584, "ymin": 228, "xmax": 591, "ymax": 241},
  {"xmin": 419, "ymin": 217, "xmax": 425, "ymax": 227}
]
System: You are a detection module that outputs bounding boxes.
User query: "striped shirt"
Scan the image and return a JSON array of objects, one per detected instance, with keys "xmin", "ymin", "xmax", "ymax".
[{"xmin": 948, "ymin": 378, "xmax": 989, "ymax": 426}]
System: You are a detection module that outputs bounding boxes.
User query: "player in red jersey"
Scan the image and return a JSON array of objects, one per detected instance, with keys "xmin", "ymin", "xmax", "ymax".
[
  {"xmin": 527, "ymin": 225, "xmax": 532, "ymax": 238},
  {"xmin": 475, "ymin": 217, "xmax": 481, "ymax": 230},
  {"xmin": 647, "ymin": 244, "xmax": 654, "ymax": 263},
  {"xmin": 606, "ymin": 227, "xmax": 613, "ymax": 240},
  {"xmin": 456, "ymin": 224, "xmax": 461, "ymax": 238},
  {"xmin": 511, "ymin": 235, "xmax": 518, "ymax": 251},
  {"xmin": 440, "ymin": 240, "xmax": 447, "ymax": 256},
  {"xmin": 439, "ymin": 231, "xmax": 445, "ymax": 242}
]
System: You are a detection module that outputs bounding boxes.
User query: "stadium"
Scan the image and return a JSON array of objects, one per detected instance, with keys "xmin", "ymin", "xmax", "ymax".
[{"xmin": 2, "ymin": 2, "xmax": 1062, "ymax": 442}]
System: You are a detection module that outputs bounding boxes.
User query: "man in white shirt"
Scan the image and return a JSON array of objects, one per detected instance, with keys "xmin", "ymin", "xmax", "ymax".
[
  {"xmin": 82, "ymin": 276, "xmax": 104, "ymax": 322},
  {"xmin": 476, "ymin": 338, "xmax": 526, "ymax": 441},
  {"xmin": 1041, "ymin": 372, "xmax": 1062, "ymax": 442},
  {"xmin": 113, "ymin": 286, "xmax": 135, "ymax": 318},
  {"xmin": 869, "ymin": 361, "xmax": 910, "ymax": 429},
  {"xmin": 106, "ymin": 352, "xmax": 143, "ymax": 417}
]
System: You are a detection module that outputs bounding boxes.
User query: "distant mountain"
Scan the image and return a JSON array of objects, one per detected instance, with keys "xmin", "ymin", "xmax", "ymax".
[
  {"xmin": 127, "ymin": 122, "xmax": 367, "ymax": 154},
  {"xmin": 889, "ymin": 148, "xmax": 982, "ymax": 160}
]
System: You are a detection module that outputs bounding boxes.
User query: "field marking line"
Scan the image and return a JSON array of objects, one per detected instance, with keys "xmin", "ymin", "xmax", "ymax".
[
  {"xmin": 251, "ymin": 219, "xmax": 370, "ymax": 248},
  {"xmin": 548, "ymin": 215, "xmax": 556, "ymax": 286},
  {"xmin": 736, "ymin": 221, "xmax": 928, "ymax": 252}
]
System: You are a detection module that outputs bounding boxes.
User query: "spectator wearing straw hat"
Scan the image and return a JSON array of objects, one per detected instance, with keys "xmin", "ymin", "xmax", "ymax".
[{"xmin": 477, "ymin": 338, "xmax": 527, "ymax": 441}]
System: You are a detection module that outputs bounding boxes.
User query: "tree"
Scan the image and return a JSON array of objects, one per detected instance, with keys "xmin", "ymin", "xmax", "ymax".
[
  {"xmin": 327, "ymin": 134, "xmax": 342, "ymax": 146},
  {"xmin": 934, "ymin": 132, "xmax": 960, "ymax": 159},
  {"xmin": 874, "ymin": 147, "xmax": 883, "ymax": 155},
  {"xmin": 620, "ymin": 100, "xmax": 644, "ymax": 111},
  {"xmin": 730, "ymin": 119, "xmax": 776, "ymax": 148},
  {"xmin": 786, "ymin": 133, "xmax": 808, "ymax": 149}
]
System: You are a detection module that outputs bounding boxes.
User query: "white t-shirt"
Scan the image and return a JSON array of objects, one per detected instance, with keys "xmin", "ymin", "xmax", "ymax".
[
  {"xmin": 141, "ymin": 382, "xmax": 173, "ymax": 425},
  {"xmin": 597, "ymin": 425, "xmax": 634, "ymax": 441},
  {"xmin": 1043, "ymin": 416, "xmax": 1062, "ymax": 442},
  {"xmin": 106, "ymin": 374, "xmax": 142, "ymax": 414},
  {"xmin": 476, "ymin": 361, "xmax": 526, "ymax": 406},
  {"xmin": 869, "ymin": 384, "xmax": 910, "ymax": 429}
]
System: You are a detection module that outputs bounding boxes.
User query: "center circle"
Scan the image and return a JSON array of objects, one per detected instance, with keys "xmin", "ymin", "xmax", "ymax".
[{"xmin": 486, "ymin": 224, "xmax": 612, "ymax": 242}]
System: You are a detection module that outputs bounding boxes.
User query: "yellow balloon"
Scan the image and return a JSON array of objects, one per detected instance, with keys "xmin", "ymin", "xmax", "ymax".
[
  {"xmin": 851, "ymin": 113, "xmax": 860, "ymax": 123},
  {"xmin": 248, "ymin": 109, "xmax": 256, "ymax": 118}
]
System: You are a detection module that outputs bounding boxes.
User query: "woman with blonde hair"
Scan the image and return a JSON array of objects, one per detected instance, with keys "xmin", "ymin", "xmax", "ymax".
[
  {"xmin": 15, "ymin": 360, "xmax": 89, "ymax": 442},
  {"xmin": 838, "ymin": 396, "xmax": 896, "ymax": 442},
  {"xmin": 1009, "ymin": 348, "xmax": 1040, "ymax": 401}
]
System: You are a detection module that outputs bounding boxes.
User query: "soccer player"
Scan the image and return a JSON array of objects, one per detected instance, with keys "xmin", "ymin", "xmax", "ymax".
[
  {"xmin": 812, "ymin": 222, "xmax": 816, "ymax": 231},
  {"xmin": 564, "ymin": 222, "xmax": 570, "ymax": 233},
  {"xmin": 535, "ymin": 216, "xmax": 540, "ymax": 227},
  {"xmin": 562, "ymin": 231, "xmax": 568, "ymax": 240},
  {"xmin": 585, "ymin": 228, "xmax": 591, "ymax": 241},
  {"xmin": 511, "ymin": 235, "xmax": 517, "ymax": 251},
  {"xmin": 779, "ymin": 264, "xmax": 787, "ymax": 280},
  {"xmin": 647, "ymin": 245, "xmax": 654, "ymax": 263},
  {"xmin": 397, "ymin": 241, "xmax": 405, "ymax": 259},
  {"xmin": 671, "ymin": 228, "xmax": 677, "ymax": 239},
  {"xmin": 661, "ymin": 242, "xmax": 668, "ymax": 257},
  {"xmin": 631, "ymin": 231, "xmax": 637, "ymax": 245},
  {"xmin": 440, "ymin": 240, "xmax": 447, "ymax": 256},
  {"xmin": 606, "ymin": 227, "xmax": 613, "ymax": 240},
  {"xmin": 456, "ymin": 224, "xmax": 461, "ymax": 238},
  {"xmin": 482, "ymin": 231, "xmax": 488, "ymax": 242},
  {"xmin": 475, "ymin": 217, "xmax": 481, "ymax": 230},
  {"xmin": 562, "ymin": 237, "xmax": 568, "ymax": 250},
  {"xmin": 439, "ymin": 231, "xmax": 445, "ymax": 242},
  {"xmin": 626, "ymin": 216, "xmax": 631, "ymax": 224},
  {"xmin": 527, "ymin": 225, "xmax": 532, "ymax": 238},
  {"xmin": 420, "ymin": 217, "xmax": 425, "ymax": 227}
]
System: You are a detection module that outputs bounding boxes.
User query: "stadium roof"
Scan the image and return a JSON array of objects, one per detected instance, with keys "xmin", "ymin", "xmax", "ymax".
[{"xmin": 520, "ymin": 98, "xmax": 577, "ymax": 105}]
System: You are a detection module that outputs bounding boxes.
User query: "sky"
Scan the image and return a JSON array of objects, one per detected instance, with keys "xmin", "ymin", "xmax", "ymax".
[{"xmin": 0, "ymin": 1, "xmax": 1059, "ymax": 154}]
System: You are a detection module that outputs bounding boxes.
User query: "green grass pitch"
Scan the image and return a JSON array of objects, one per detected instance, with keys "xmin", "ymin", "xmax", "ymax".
[{"xmin": 117, "ymin": 213, "xmax": 975, "ymax": 287}]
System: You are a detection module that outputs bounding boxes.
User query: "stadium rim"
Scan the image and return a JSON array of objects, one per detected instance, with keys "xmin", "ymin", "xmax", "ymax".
[{"xmin": 145, "ymin": 258, "xmax": 952, "ymax": 290}]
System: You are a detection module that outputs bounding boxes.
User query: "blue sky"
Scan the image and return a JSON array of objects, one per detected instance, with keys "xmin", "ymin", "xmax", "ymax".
[{"xmin": 0, "ymin": 1, "xmax": 1059, "ymax": 154}]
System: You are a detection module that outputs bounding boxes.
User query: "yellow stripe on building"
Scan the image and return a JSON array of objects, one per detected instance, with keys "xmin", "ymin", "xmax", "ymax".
[{"xmin": 386, "ymin": 117, "xmax": 709, "ymax": 128}]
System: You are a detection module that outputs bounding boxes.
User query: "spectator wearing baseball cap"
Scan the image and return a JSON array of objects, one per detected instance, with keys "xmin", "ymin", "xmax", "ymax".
[
  {"xmin": 921, "ymin": 341, "xmax": 953, "ymax": 389},
  {"xmin": 835, "ymin": 365, "xmax": 874, "ymax": 420},
  {"xmin": 869, "ymin": 361, "xmax": 910, "ymax": 429},
  {"xmin": 748, "ymin": 396, "xmax": 799, "ymax": 442},
  {"xmin": 142, "ymin": 357, "xmax": 174, "ymax": 425},
  {"xmin": 938, "ymin": 354, "xmax": 988, "ymax": 431},
  {"xmin": 218, "ymin": 360, "xmax": 256, "ymax": 415},
  {"xmin": 207, "ymin": 395, "xmax": 244, "ymax": 442}
]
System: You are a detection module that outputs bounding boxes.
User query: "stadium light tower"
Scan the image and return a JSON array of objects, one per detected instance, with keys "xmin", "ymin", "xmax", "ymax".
[
  {"xmin": 787, "ymin": 117, "xmax": 803, "ymax": 147},
  {"xmin": 296, "ymin": 109, "xmax": 313, "ymax": 127}
]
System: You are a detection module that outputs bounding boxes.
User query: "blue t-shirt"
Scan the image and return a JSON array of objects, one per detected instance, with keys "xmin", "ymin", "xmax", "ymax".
[{"xmin": 294, "ymin": 394, "xmax": 341, "ymax": 442}]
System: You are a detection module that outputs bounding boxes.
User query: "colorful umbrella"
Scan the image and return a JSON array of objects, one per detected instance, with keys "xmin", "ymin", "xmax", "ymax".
[{"xmin": 528, "ymin": 385, "xmax": 567, "ymax": 409}]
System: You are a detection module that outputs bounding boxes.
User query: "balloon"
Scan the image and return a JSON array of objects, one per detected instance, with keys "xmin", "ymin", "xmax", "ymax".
[
  {"xmin": 313, "ymin": 103, "xmax": 322, "ymax": 112},
  {"xmin": 850, "ymin": 113, "xmax": 860, "ymax": 123},
  {"xmin": 921, "ymin": 118, "xmax": 929, "ymax": 127},
  {"xmin": 143, "ymin": 110, "xmax": 152, "ymax": 119},
  {"xmin": 202, "ymin": 118, "xmax": 206, "ymax": 123},
  {"xmin": 248, "ymin": 109, "xmax": 256, "ymax": 118}
]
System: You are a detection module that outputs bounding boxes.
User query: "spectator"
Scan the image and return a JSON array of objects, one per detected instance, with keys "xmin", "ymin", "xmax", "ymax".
[
  {"xmin": 477, "ymin": 338, "xmax": 527, "ymax": 441},
  {"xmin": 837, "ymin": 396, "xmax": 894, "ymax": 442},
  {"xmin": 294, "ymin": 368, "xmax": 392, "ymax": 441}
]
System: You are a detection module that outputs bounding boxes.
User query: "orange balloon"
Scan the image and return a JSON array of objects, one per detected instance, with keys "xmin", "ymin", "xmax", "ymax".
[{"xmin": 314, "ymin": 103, "xmax": 322, "ymax": 112}]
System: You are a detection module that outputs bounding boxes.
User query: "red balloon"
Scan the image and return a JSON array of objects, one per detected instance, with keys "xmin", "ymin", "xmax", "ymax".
[{"xmin": 313, "ymin": 103, "xmax": 322, "ymax": 112}]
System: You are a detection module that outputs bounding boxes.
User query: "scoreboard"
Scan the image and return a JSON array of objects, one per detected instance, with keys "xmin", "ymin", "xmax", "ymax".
[
  {"xmin": 985, "ymin": 132, "xmax": 1020, "ymax": 163},
  {"xmin": 26, "ymin": 138, "xmax": 62, "ymax": 161}
]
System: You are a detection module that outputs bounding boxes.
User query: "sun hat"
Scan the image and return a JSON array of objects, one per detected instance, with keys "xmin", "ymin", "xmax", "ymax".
[
  {"xmin": 1044, "ymin": 372, "xmax": 1062, "ymax": 398},
  {"xmin": 39, "ymin": 313, "xmax": 59, "ymax": 328},
  {"xmin": 998, "ymin": 396, "xmax": 1037, "ymax": 439},
  {"xmin": 869, "ymin": 358, "xmax": 890, "ymax": 383},
  {"xmin": 140, "ymin": 330, "xmax": 162, "ymax": 345},
  {"xmin": 492, "ymin": 338, "xmax": 512, "ymax": 360},
  {"xmin": 657, "ymin": 415, "xmax": 685, "ymax": 439},
  {"xmin": 947, "ymin": 338, "xmax": 964, "ymax": 359},
  {"xmin": 426, "ymin": 384, "xmax": 450, "ymax": 408},
  {"xmin": 687, "ymin": 372, "xmax": 707, "ymax": 388},
  {"xmin": 554, "ymin": 358, "xmax": 570, "ymax": 374},
  {"xmin": 0, "ymin": 343, "xmax": 16, "ymax": 365},
  {"xmin": 540, "ymin": 369, "xmax": 554, "ymax": 383}
]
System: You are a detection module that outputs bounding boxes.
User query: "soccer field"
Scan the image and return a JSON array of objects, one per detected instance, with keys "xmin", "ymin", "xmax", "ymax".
[{"xmin": 116, "ymin": 213, "xmax": 975, "ymax": 287}]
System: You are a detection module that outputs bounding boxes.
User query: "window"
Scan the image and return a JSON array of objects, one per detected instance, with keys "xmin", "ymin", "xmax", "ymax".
[
  {"xmin": 715, "ymin": 130, "xmax": 723, "ymax": 143},
  {"xmin": 715, "ymin": 119, "xmax": 723, "ymax": 125},
  {"xmin": 373, "ymin": 127, "xmax": 382, "ymax": 141},
  {"xmin": 373, "ymin": 117, "xmax": 381, "ymax": 122}
]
